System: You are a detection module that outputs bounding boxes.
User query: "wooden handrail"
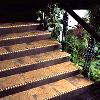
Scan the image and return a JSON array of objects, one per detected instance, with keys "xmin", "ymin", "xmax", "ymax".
[{"xmin": 66, "ymin": 7, "xmax": 100, "ymax": 42}]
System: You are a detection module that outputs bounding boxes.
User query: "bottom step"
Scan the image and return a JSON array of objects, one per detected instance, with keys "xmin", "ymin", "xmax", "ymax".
[{"xmin": 1, "ymin": 75, "xmax": 94, "ymax": 100}]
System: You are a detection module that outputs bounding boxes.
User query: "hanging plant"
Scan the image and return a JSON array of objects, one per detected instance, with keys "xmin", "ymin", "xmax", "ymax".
[{"xmin": 36, "ymin": 3, "xmax": 66, "ymax": 42}]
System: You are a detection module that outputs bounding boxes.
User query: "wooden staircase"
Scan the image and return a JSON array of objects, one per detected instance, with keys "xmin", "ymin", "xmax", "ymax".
[{"xmin": 0, "ymin": 23, "xmax": 98, "ymax": 100}]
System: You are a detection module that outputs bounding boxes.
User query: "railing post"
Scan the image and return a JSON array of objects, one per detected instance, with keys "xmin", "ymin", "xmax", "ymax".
[
  {"xmin": 83, "ymin": 37, "xmax": 96, "ymax": 77},
  {"xmin": 63, "ymin": 11, "xmax": 68, "ymax": 41},
  {"xmin": 61, "ymin": 11, "xmax": 68, "ymax": 51}
]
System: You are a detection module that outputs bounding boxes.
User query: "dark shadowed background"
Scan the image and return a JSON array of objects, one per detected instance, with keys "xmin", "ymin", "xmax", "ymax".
[{"xmin": 0, "ymin": 0, "xmax": 99, "ymax": 22}]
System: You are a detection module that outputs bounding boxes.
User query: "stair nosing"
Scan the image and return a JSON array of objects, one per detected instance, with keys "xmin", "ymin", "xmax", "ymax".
[
  {"xmin": 0, "ymin": 54, "xmax": 70, "ymax": 72},
  {"xmin": 45, "ymin": 82, "xmax": 94, "ymax": 100},
  {"xmin": 0, "ymin": 32, "xmax": 51, "ymax": 41},
  {"xmin": 0, "ymin": 23, "xmax": 40, "ymax": 29},
  {"xmin": 0, "ymin": 43, "xmax": 58, "ymax": 56},
  {"xmin": 0, "ymin": 69, "xmax": 79, "ymax": 92}
]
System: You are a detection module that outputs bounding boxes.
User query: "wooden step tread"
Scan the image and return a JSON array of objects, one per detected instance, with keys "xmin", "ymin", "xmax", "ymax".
[
  {"xmin": 0, "ymin": 23, "xmax": 40, "ymax": 29},
  {"xmin": 0, "ymin": 50, "xmax": 70, "ymax": 73},
  {"xmin": 0, "ymin": 75, "xmax": 94, "ymax": 100},
  {"xmin": 0, "ymin": 61, "xmax": 78, "ymax": 91},
  {"xmin": 0, "ymin": 31, "xmax": 50, "ymax": 41},
  {"xmin": 0, "ymin": 39, "xmax": 58, "ymax": 55}
]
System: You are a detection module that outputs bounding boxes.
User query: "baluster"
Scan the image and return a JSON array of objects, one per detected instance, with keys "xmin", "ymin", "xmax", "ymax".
[
  {"xmin": 83, "ymin": 36, "xmax": 96, "ymax": 77},
  {"xmin": 62, "ymin": 11, "xmax": 68, "ymax": 41}
]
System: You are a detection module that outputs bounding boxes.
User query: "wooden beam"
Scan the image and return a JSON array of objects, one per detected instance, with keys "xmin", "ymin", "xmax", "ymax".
[{"xmin": 66, "ymin": 7, "xmax": 100, "ymax": 42}]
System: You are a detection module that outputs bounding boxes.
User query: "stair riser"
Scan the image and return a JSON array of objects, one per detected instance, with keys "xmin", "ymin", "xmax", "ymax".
[
  {"xmin": 50, "ymin": 84, "xmax": 94, "ymax": 100},
  {"xmin": 0, "ymin": 25, "xmax": 40, "ymax": 35},
  {"xmin": 0, "ymin": 70, "xmax": 79, "ymax": 98},
  {"xmin": 88, "ymin": 82, "xmax": 100, "ymax": 99},
  {"xmin": 0, "ymin": 57, "xmax": 70, "ymax": 78},
  {"xmin": 66, "ymin": 82, "xmax": 100, "ymax": 100},
  {"xmin": 0, "ymin": 34, "xmax": 51, "ymax": 46},
  {"xmin": 0, "ymin": 45, "xmax": 60, "ymax": 61}
]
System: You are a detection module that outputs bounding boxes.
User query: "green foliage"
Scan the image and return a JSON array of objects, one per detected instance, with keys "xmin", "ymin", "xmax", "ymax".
[
  {"xmin": 88, "ymin": 7, "xmax": 100, "ymax": 81},
  {"xmin": 89, "ymin": 60, "xmax": 100, "ymax": 81},
  {"xmin": 89, "ymin": 42, "xmax": 100, "ymax": 81},
  {"xmin": 47, "ymin": 4, "xmax": 65, "ymax": 41},
  {"xmin": 36, "ymin": 4, "xmax": 65, "ymax": 41},
  {"xmin": 64, "ymin": 29, "xmax": 89, "ymax": 65},
  {"xmin": 64, "ymin": 28, "xmax": 100, "ymax": 81}
]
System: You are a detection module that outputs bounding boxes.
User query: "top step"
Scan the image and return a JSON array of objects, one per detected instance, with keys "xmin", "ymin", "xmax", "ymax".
[{"xmin": 0, "ymin": 23, "xmax": 40, "ymax": 34}]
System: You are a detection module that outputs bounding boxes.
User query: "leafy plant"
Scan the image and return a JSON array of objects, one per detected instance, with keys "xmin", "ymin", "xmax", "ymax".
[
  {"xmin": 89, "ymin": 42, "xmax": 100, "ymax": 81},
  {"xmin": 64, "ymin": 29, "xmax": 89, "ymax": 65},
  {"xmin": 36, "ymin": 4, "xmax": 66, "ymax": 41},
  {"xmin": 88, "ymin": 6, "xmax": 100, "ymax": 81},
  {"xmin": 89, "ymin": 60, "xmax": 100, "ymax": 81}
]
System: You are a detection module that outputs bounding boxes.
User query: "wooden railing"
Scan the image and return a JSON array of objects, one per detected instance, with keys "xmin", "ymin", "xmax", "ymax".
[{"xmin": 66, "ymin": 7, "xmax": 100, "ymax": 42}]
